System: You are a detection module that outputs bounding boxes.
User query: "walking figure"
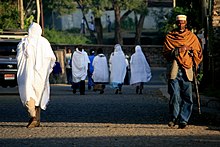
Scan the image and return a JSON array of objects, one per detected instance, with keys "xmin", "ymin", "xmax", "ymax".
[{"xmin": 163, "ymin": 15, "xmax": 203, "ymax": 129}]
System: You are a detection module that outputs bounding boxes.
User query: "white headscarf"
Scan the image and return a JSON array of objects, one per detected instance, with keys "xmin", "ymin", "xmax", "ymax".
[
  {"xmin": 109, "ymin": 44, "xmax": 128, "ymax": 83},
  {"xmin": 130, "ymin": 45, "xmax": 152, "ymax": 85},
  {"xmin": 16, "ymin": 22, "xmax": 56, "ymax": 110}
]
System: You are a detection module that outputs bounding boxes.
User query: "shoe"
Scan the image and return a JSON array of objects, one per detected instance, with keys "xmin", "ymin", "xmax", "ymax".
[
  {"xmin": 139, "ymin": 89, "xmax": 143, "ymax": 94},
  {"xmin": 168, "ymin": 121, "xmax": 176, "ymax": 128},
  {"xmin": 100, "ymin": 90, "xmax": 104, "ymax": 94},
  {"xmin": 115, "ymin": 89, "xmax": 119, "ymax": 94},
  {"xmin": 118, "ymin": 87, "xmax": 122, "ymax": 94},
  {"xmin": 178, "ymin": 123, "xmax": 187, "ymax": 129},
  {"xmin": 72, "ymin": 89, "xmax": 76, "ymax": 94},
  {"xmin": 88, "ymin": 86, "xmax": 91, "ymax": 90},
  {"xmin": 26, "ymin": 117, "xmax": 37, "ymax": 128}
]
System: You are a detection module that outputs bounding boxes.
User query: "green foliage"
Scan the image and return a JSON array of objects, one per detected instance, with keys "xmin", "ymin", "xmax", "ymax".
[
  {"xmin": 121, "ymin": 17, "xmax": 135, "ymax": 30},
  {"xmin": 134, "ymin": 1, "xmax": 148, "ymax": 15},
  {"xmin": 154, "ymin": 6, "xmax": 202, "ymax": 34},
  {"xmin": 43, "ymin": 0, "xmax": 76, "ymax": 15},
  {"xmin": 0, "ymin": 2, "xmax": 20, "ymax": 29},
  {"xmin": 78, "ymin": 0, "xmax": 111, "ymax": 18},
  {"xmin": 118, "ymin": 0, "xmax": 143, "ymax": 10},
  {"xmin": 24, "ymin": 15, "xmax": 34, "ymax": 29},
  {"xmin": 154, "ymin": 7, "xmax": 189, "ymax": 33},
  {"xmin": 44, "ymin": 28, "xmax": 92, "ymax": 45}
]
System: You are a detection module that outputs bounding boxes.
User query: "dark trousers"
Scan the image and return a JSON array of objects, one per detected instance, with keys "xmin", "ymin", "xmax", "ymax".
[
  {"xmin": 66, "ymin": 68, "xmax": 72, "ymax": 84},
  {"xmin": 72, "ymin": 80, "xmax": 85, "ymax": 95}
]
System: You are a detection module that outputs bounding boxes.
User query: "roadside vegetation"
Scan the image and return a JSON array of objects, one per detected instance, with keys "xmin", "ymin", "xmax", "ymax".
[{"xmin": 44, "ymin": 28, "xmax": 92, "ymax": 45}]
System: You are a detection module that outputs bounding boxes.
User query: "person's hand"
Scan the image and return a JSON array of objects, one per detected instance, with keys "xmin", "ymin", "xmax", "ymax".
[{"xmin": 179, "ymin": 45, "xmax": 191, "ymax": 53}]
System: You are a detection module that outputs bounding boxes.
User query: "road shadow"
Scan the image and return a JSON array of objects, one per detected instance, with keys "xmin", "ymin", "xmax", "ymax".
[{"xmin": 0, "ymin": 135, "xmax": 220, "ymax": 146}]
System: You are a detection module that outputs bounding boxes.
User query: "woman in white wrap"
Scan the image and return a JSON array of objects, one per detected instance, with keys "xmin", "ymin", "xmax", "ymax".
[
  {"xmin": 92, "ymin": 48, "xmax": 109, "ymax": 94},
  {"xmin": 71, "ymin": 45, "xmax": 90, "ymax": 95},
  {"xmin": 16, "ymin": 22, "xmax": 56, "ymax": 128},
  {"xmin": 130, "ymin": 45, "xmax": 152, "ymax": 94},
  {"xmin": 109, "ymin": 44, "xmax": 128, "ymax": 94}
]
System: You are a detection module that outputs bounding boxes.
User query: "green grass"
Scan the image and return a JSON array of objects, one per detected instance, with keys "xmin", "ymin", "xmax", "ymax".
[{"xmin": 44, "ymin": 28, "xmax": 92, "ymax": 45}]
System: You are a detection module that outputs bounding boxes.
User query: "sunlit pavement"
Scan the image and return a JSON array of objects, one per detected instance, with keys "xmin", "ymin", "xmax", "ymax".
[{"xmin": 0, "ymin": 67, "xmax": 219, "ymax": 146}]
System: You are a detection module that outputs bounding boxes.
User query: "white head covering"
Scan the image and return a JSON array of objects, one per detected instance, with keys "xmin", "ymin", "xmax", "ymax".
[
  {"xmin": 114, "ymin": 44, "xmax": 125, "ymax": 55},
  {"xmin": 109, "ymin": 44, "xmax": 128, "ymax": 84},
  {"xmin": 130, "ymin": 45, "xmax": 152, "ymax": 85},
  {"xmin": 176, "ymin": 15, "xmax": 187, "ymax": 21},
  {"xmin": 16, "ymin": 22, "xmax": 56, "ymax": 110},
  {"xmin": 28, "ymin": 22, "xmax": 42, "ymax": 38}
]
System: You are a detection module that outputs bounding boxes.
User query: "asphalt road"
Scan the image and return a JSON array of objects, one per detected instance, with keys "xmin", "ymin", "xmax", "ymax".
[{"xmin": 0, "ymin": 67, "xmax": 219, "ymax": 146}]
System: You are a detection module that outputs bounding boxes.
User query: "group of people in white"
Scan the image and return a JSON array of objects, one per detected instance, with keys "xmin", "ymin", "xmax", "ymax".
[
  {"xmin": 16, "ymin": 22, "xmax": 152, "ymax": 128},
  {"xmin": 69, "ymin": 44, "xmax": 152, "ymax": 95}
]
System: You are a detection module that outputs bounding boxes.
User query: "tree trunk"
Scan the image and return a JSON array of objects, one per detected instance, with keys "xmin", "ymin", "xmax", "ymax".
[
  {"xmin": 76, "ymin": 0, "xmax": 95, "ymax": 38},
  {"xmin": 134, "ymin": 14, "xmax": 145, "ymax": 45},
  {"xmin": 94, "ymin": 17, "xmax": 103, "ymax": 44},
  {"xmin": 114, "ymin": 3, "xmax": 123, "ymax": 44},
  {"xmin": 120, "ymin": 10, "xmax": 132, "ymax": 23}
]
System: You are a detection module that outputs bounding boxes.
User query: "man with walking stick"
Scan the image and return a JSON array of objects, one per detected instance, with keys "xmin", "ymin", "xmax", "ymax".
[{"xmin": 163, "ymin": 15, "xmax": 203, "ymax": 129}]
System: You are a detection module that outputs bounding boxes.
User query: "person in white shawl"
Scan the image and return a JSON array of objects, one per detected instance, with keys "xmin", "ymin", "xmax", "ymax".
[
  {"xmin": 92, "ymin": 48, "xmax": 109, "ymax": 94},
  {"xmin": 130, "ymin": 45, "xmax": 152, "ymax": 94},
  {"xmin": 71, "ymin": 45, "xmax": 90, "ymax": 95},
  {"xmin": 16, "ymin": 22, "xmax": 56, "ymax": 128},
  {"xmin": 109, "ymin": 44, "xmax": 128, "ymax": 94}
]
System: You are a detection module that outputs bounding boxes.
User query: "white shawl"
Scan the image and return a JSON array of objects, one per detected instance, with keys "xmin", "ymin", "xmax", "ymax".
[
  {"xmin": 16, "ymin": 22, "xmax": 56, "ymax": 110},
  {"xmin": 130, "ymin": 45, "xmax": 152, "ymax": 85},
  {"xmin": 71, "ymin": 48, "xmax": 90, "ymax": 83},
  {"xmin": 92, "ymin": 54, "xmax": 109, "ymax": 83},
  {"xmin": 109, "ymin": 44, "xmax": 128, "ymax": 83}
]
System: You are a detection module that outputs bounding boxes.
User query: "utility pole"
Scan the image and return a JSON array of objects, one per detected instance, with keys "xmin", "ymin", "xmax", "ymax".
[
  {"xmin": 173, "ymin": 0, "xmax": 176, "ymax": 7},
  {"xmin": 40, "ymin": 0, "xmax": 44, "ymax": 35},
  {"xmin": 36, "ymin": 0, "xmax": 40, "ymax": 24},
  {"xmin": 18, "ymin": 0, "xmax": 24, "ymax": 29}
]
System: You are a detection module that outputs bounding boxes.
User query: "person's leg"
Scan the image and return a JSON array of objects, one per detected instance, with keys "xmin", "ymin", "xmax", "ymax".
[
  {"xmin": 179, "ymin": 77, "xmax": 193, "ymax": 128},
  {"xmin": 100, "ymin": 84, "xmax": 105, "ymax": 94},
  {"xmin": 25, "ymin": 98, "xmax": 37, "ymax": 128},
  {"xmin": 136, "ymin": 86, "xmax": 139, "ymax": 94},
  {"xmin": 118, "ymin": 83, "xmax": 123, "ymax": 94},
  {"xmin": 139, "ymin": 82, "xmax": 144, "ymax": 94},
  {"xmin": 88, "ymin": 74, "xmax": 93, "ymax": 90},
  {"xmin": 35, "ymin": 106, "xmax": 41, "ymax": 127},
  {"xmin": 72, "ymin": 82, "xmax": 79, "ymax": 94},
  {"xmin": 168, "ymin": 79, "xmax": 181, "ymax": 127},
  {"xmin": 66, "ymin": 68, "xmax": 72, "ymax": 84},
  {"xmin": 80, "ymin": 80, "xmax": 85, "ymax": 95}
]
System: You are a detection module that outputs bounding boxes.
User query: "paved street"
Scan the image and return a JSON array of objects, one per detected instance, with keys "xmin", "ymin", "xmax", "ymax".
[{"xmin": 0, "ymin": 67, "xmax": 219, "ymax": 146}]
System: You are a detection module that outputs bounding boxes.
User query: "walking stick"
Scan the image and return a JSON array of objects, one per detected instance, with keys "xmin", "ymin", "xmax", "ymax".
[{"xmin": 190, "ymin": 51, "xmax": 201, "ymax": 114}]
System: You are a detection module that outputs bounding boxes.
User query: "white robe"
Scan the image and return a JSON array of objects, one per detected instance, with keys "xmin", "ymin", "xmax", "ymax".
[
  {"xmin": 109, "ymin": 44, "xmax": 128, "ymax": 84},
  {"xmin": 92, "ymin": 54, "xmax": 109, "ymax": 83},
  {"xmin": 130, "ymin": 45, "xmax": 152, "ymax": 85},
  {"xmin": 16, "ymin": 22, "xmax": 56, "ymax": 110},
  {"xmin": 71, "ymin": 49, "xmax": 90, "ymax": 83}
]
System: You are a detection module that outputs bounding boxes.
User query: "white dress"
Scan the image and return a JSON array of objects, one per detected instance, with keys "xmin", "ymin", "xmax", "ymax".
[
  {"xmin": 130, "ymin": 45, "xmax": 152, "ymax": 85},
  {"xmin": 16, "ymin": 22, "xmax": 56, "ymax": 110},
  {"xmin": 109, "ymin": 44, "xmax": 128, "ymax": 86}
]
